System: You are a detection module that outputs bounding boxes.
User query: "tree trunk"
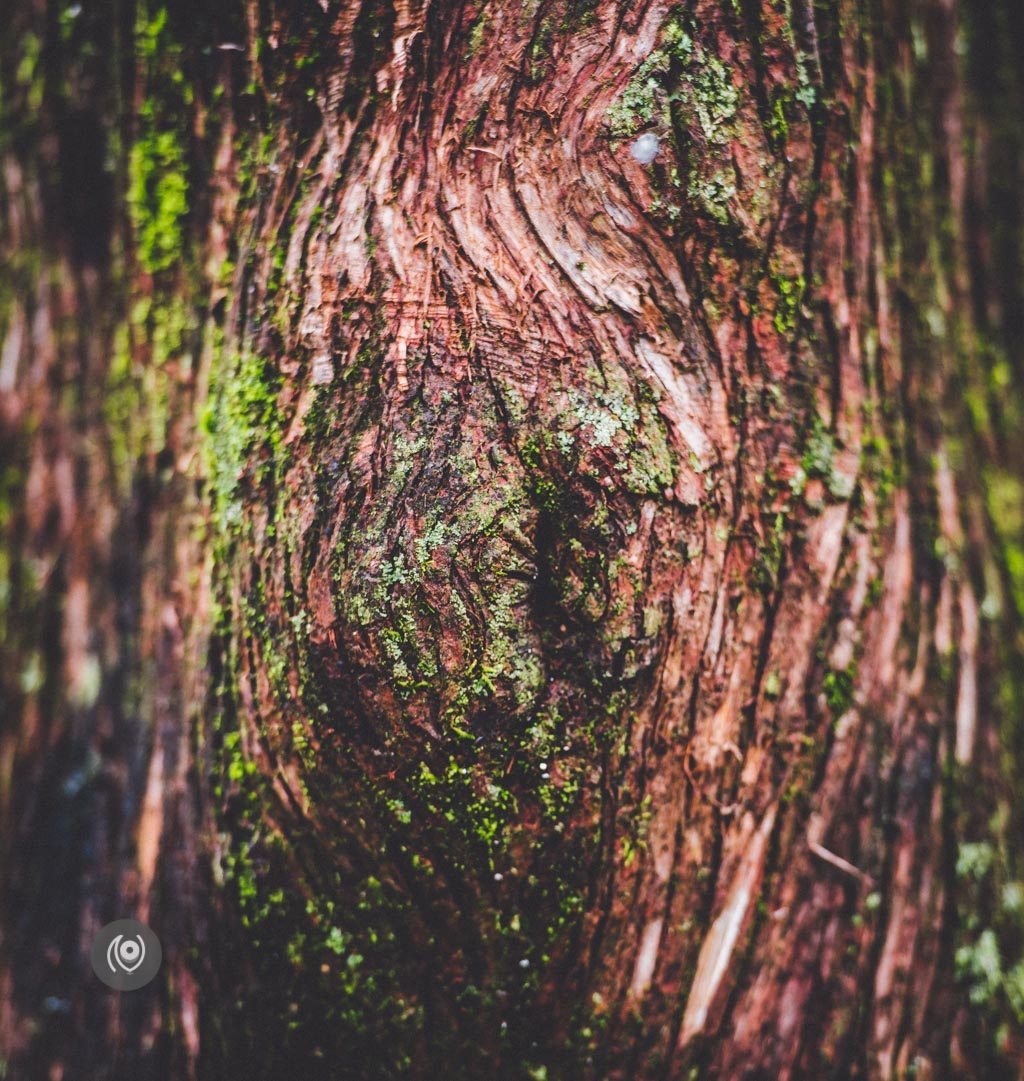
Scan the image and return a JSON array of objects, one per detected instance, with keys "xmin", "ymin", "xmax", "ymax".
[{"xmin": 2, "ymin": 0, "xmax": 1023, "ymax": 1078}]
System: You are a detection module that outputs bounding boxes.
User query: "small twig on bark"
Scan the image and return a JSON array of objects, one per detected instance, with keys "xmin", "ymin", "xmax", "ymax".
[{"xmin": 808, "ymin": 840, "xmax": 873, "ymax": 885}]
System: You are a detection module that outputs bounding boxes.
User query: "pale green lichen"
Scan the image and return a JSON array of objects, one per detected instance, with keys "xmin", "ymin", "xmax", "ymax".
[{"xmin": 606, "ymin": 15, "xmax": 742, "ymax": 223}]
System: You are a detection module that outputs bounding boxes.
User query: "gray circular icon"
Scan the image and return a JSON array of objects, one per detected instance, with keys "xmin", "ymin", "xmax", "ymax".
[{"xmin": 90, "ymin": 919, "xmax": 162, "ymax": 991}]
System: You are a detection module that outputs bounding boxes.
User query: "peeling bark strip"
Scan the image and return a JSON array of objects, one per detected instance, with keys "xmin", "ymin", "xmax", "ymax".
[
  {"xmin": 2, "ymin": 0, "xmax": 1024, "ymax": 1079},
  {"xmin": 680, "ymin": 802, "xmax": 777, "ymax": 1047}
]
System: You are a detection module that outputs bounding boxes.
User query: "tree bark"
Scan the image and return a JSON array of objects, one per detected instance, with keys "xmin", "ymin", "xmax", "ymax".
[{"xmin": 2, "ymin": 0, "xmax": 1024, "ymax": 1078}]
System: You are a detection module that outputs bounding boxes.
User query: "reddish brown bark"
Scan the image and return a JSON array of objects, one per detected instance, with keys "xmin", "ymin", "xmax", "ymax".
[{"xmin": 2, "ymin": 0, "xmax": 1023, "ymax": 1079}]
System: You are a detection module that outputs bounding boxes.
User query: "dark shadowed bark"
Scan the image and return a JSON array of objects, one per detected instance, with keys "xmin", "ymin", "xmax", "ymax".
[{"xmin": 2, "ymin": 0, "xmax": 1024, "ymax": 1078}]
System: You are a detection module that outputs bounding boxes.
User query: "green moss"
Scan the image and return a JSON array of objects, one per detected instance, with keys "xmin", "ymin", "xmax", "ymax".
[
  {"xmin": 753, "ymin": 510, "xmax": 786, "ymax": 593},
  {"xmin": 772, "ymin": 271, "xmax": 806, "ymax": 335},
  {"xmin": 957, "ymin": 929, "xmax": 1006, "ymax": 1008},
  {"xmin": 985, "ymin": 469, "xmax": 1024, "ymax": 615},
  {"xmin": 201, "ymin": 345, "xmax": 285, "ymax": 533},
  {"xmin": 129, "ymin": 7, "xmax": 190, "ymax": 276},
  {"xmin": 412, "ymin": 758, "xmax": 518, "ymax": 866},
  {"xmin": 329, "ymin": 387, "xmax": 545, "ymax": 722},
  {"xmin": 861, "ymin": 427, "xmax": 899, "ymax": 503},
  {"xmin": 466, "ymin": 9, "xmax": 489, "ymax": 56},
  {"xmin": 528, "ymin": 16, "xmax": 556, "ymax": 82},
  {"xmin": 768, "ymin": 88, "xmax": 792, "ymax": 145},
  {"xmin": 129, "ymin": 114, "xmax": 188, "ymax": 274},
  {"xmin": 103, "ymin": 322, "xmax": 144, "ymax": 491},
  {"xmin": 958, "ymin": 841, "xmax": 996, "ymax": 881},
  {"xmin": 823, "ymin": 665, "xmax": 855, "ymax": 717},
  {"xmin": 801, "ymin": 415, "xmax": 855, "ymax": 501},
  {"xmin": 12, "ymin": 31, "xmax": 43, "ymax": 116},
  {"xmin": 620, "ymin": 795, "xmax": 652, "ymax": 867},
  {"xmin": 199, "ymin": 290, "xmax": 668, "ymax": 1075}
]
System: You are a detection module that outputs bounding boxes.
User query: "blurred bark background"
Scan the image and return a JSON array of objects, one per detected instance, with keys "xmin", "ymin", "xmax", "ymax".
[{"xmin": 2, "ymin": 0, "xmax": 1024, "ymax": 1078}]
